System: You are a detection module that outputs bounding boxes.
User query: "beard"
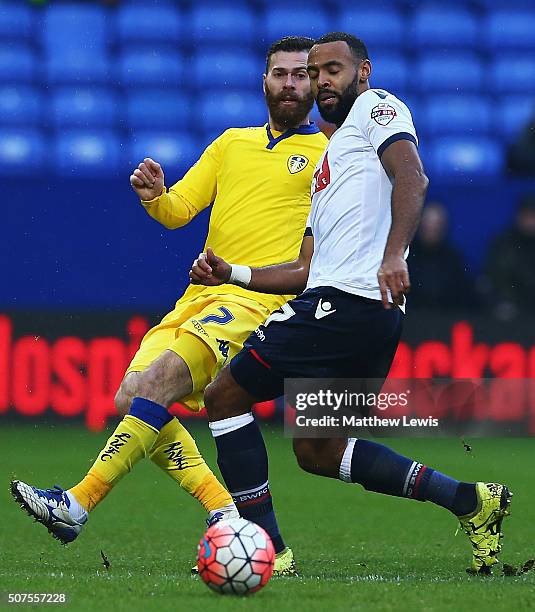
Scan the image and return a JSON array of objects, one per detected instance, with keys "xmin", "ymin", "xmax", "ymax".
[
  {"xmin": 265, "ymin": 85, "xmax": 315, "ymax": 130},
  {"xmin": 317, "ymin": 73, "xmax": 360, "ymax": 126}
]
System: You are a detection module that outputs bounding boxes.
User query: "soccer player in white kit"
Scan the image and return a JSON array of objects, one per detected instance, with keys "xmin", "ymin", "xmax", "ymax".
[{"xmin": 189, "ymin": 33, "xmax": 512, "ymax": 575}]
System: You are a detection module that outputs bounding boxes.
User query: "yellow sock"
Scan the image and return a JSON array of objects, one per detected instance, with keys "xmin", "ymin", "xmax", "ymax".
[
  {"xmin": 69, "ymin": 414, "xmax": 159, "ymax": 512},
  {"xmin": 149, "ymin": 417, "xmax": 233, "ymax": 513}
]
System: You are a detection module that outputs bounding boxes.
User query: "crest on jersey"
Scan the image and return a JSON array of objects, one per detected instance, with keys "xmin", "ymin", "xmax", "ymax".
[
  {"xmin": 287, "ymin": 154, "xmax": 309, "ymax": 174},
  {"xmin": 371, "ymin": 103, "xmax": 397, "ymax": 126}
]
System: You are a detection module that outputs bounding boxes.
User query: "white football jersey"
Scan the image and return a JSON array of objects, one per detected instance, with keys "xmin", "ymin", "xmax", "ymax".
[{"xmin": 306, "ymin": 88, "xmax": 418, "ymax": 304}]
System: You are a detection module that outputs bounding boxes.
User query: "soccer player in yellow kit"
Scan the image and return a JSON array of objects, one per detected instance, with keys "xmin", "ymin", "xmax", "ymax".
[{"xmin": 11, "ymin": 36, "xmax": 327, "ymax": 574}]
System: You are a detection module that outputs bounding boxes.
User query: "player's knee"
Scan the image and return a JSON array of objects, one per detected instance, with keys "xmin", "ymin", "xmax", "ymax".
[
  {"xmin": 114, "ymin": 386, "xmax": 132, "ymax": 416},
  {"xmin": 204, "ymin": 375, "xmax": 239, "ymax": 421},
  {"xmin": 292, "ymin": 439, "xmax": 321, "ymax": 475}
]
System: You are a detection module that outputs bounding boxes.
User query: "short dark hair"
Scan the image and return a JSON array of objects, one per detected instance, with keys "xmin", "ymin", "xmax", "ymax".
[
  {"xmin": 265, "ymin": 36, "xmax": 315, "ymax": 73},
  {"xmin": 314, "ymin": 32, "xmax": 369, "ymax": 62}
]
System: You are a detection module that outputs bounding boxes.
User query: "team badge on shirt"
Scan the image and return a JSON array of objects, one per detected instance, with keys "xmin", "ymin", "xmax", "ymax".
[
  {"xmin": 371, "ymin": 103, "xmax": 397, "ymax": 126},
  {"xmin": 287, "ymin": 154, "xmax": 309, "ymax": 174}
]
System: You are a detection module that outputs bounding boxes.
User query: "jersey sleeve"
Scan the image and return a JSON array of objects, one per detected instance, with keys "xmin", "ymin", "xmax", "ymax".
[
  {"xmin": 355, "ymin": 92, "xmax": 418, "ymax": 158},
  {"xmin": 172, "ymin": 132, "xmax": 226, "ymax": 210},
  {"xmin": 140, "ymin": 133, "xmax": 226, "ymax": 229}
]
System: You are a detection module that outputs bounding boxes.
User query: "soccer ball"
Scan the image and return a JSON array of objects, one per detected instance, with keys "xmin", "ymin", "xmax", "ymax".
[{"xmin": 197, "ymin": 518, "xmax": 275, "ymax": 595}]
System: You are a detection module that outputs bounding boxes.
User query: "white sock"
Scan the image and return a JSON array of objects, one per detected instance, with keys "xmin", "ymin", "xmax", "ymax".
[
  {"xmin": 339, "ymin": 438, "xmax": 357, "ymax": 483},
  {"xmin": 209, "ymin": 412, "xmax": 254, "ymax": 437},
  {"xmin": 66, "ymin": 491, "xmax": 88, "ymax": 521}
]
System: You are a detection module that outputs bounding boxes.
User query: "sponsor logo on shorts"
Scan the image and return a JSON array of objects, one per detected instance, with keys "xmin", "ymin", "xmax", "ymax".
[
  {"xmin": 315, "ymin": 299, "xmax": 337, "ymax": 320},
  {"xmin": 191, "ymin": 319, "xmax": 209, "ymax": 336},
  {"xmin": 100, "ymin": 432, "xmax": 131, "ymax": 461},
  {"xmin": 216, "ymin": 338, "xmax": 230, "ymax": 363},
  {"xmin": 254, "ymin": 327, "xmax": 266, "ymax": 342}
]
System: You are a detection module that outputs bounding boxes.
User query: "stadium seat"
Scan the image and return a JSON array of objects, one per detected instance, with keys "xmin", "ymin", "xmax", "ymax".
[
  {"xmin": 55, "ymin": 131, "xmax": 120, "ymax": 176},
  {"xmin": 0, "ymin": 86, "xmax": 42, "ymax": 126},
  {"xmin": 411, "ymin": 6, "xmax": 478, "ymax": 49},
  {"xmin": 116, "ymin": 5, "xmax": 181, "ymax": 45},
  {"xmin": 50, "ymin": 88, "xmax": 118, "ymax": 128},
  {"xmin": 46, "ymin": 51, "xmax": 110, "ymax": 84},
  {"xmin": 127, "ymin": 132, "xmax": 199, "ymax": 172},
  {"xmin": 493, "ymin": 55, "xmax": 535, "ymax": 94},
  {"xmin": 263, "ymin": 8, "xmax": 328, "ymax": 44},
  {"xmin": 0, "ymin": 129, "xmax": 45, "ymax": 174},
  {"xmin": 0, "ymin": 46, "xmax": 35, "ymax": 83},
  {"xmin": 126, "ymin": 92, "xmax": 191, "ymax": 130},
  {"xmin": 498, "ymin": 95, "xmax": 535, "ymax": 141},
  {"xmin": 429, "ymin": 137, "xmax": 504, "ymax": 177},
  {"xmin": 370, "ymin": 54, "xmax": 409, "ymax": 96},
  {"xmin": 416, "ymin": 53, "xmax": 483, "ymax": 93},
  {"xmin": 190, "ymin": 5, "xmax": 256, "ymax": 47},
  {"xmin": 0, "ymin": 4, "xmax": 32, "ymax": 41},
  {"xmin": 118, "ymin": 49, "xmax": 183, "ymax": 87},
  {"xmin": 422, "ymin": 95, "xmax": 491, "ymax": 136},
  {"xmin": 198, "ymin": 91, "xmax": 267, "ymax": 132},
  {"xmin": 193, "ymin": 51, "xmax": 261, "ymax": 90},
  {"xmin": 485, "ymin": 11, "xmax": 535, "ymax": 50},
  {"xmin": 42, "ymin": 4, "xmax": 109, "ymax": 51},
  {"xmin": 336, "ymin": 9, "xmax": 405, "ymax": 48}
]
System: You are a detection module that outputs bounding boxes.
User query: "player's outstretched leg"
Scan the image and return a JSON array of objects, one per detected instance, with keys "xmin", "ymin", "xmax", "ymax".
[
  {"xmin": 204, "ymin": 368, "xmax": 296, "ymax": 576},
  {"xmin": 11, "ymin": 350, "xmax": 236, "ymax": 544},
  {"xmin": 293, "ymin": 437, "xmax": 512, "ymax": 574}
]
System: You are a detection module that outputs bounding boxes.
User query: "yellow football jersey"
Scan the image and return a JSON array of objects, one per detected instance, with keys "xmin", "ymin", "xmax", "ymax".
[{"xmin": 142, "ymin": 124, "xmax": 328, "ymax": 312}]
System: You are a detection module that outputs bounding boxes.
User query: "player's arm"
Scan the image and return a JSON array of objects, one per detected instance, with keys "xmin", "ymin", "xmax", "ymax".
[
  {"xmin": 190, "ymin": 235, "xmax": 314, "ymax": 295},
  {"xmin": 130, "ymin": 138, "xmax": 221, "ymax": 229},
  {"xmin": 378, "ymin": 140, "xmax": 429, "ymax": 309}
]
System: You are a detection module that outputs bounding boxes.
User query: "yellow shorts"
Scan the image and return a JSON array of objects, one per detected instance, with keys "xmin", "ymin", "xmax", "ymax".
[{"xmin": 126, "ymin": 294, "xmax": 271, "ymax": 411}]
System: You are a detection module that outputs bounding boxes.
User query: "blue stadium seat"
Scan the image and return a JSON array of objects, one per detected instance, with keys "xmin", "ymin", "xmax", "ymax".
[
  {"xmin": 371, "ymin": 55, "xmax": 409, "ymax": 96},
  {"xmin": 46, "ymin": 51, "xmax": 110, "ymax": 84},
  {"xmin": 498, "ymin": 95, "xmax": 535, "ymax": 141},
  {"xmin": 116, "ymin": 6, "xmax": 181, "ymax": 45},
  {"xmin": 0, "ymin": 4, "xmax": 32, "ymax": 41},
  {"xmin": 494, "ymin": 55, "xmax": 535, "ymax": 93},
  {"xmin": 475, "ymin": 0, "xmax": 535, "ymax": 9},
  {"xmin": 128, "ymin": 132, "xmax": 199, "ymax": 171},
  {"xmin": 263, "ymin": 8, "xmax": 328, "ymax": 43},
  {"xmin": 50, "ymin": 88, "xmax": 117, "ymax": 128},
  {"xmin": 422, "ymin": 95, "xmax": 491, "ymax": 136},
  {"xmin": 411, "ymin": 6, "xmax": 478, "ymax": 48},
  {"xmin": 190, "ymin": 6, "xmax": 255, "ymax": 46},
  {"xmin": 42, "ymin": 4, "xmax": 108, "ymax": 51},
  {"xmin": 417, "ymin": 53, "xmax": 483, "ymax": 93},
  {"xmin": 485, "ymin": 11, "xmax": 535, "ymax": 50},
  {"xmin": 336, "ymin": 9, "xmax": 405, "ymax": 48},
  {"xmin": 126, "ymin": 92, "xmax": 190, "ymax": 130},
  {"xmin": 55, "ymin": 131, "xmax": 120, "ymax": 176},
  {"xmin": 199, "ymin": 91, "xmax": 267, "ymax": 132},
  {"xmin": 429, "ymin": 137, "xmax": 504, "ymax": 177},
  {"xmin": 0, "ymin": 86, "xmax": 42, "ymax": 126},
  {"xmin": 0, "ymin": 129, "xmax": 45, "ymax": 174},
  {"xmin": 0, "ymin": 46, "xmax": 35, "ymax": 83},
  {"xmin": 193, "ymin": 51, "xmax": 260, "ymax": 90},
  {"xmin": 118, "ymin": 49, "xmax": 183, "ymax": 87}
]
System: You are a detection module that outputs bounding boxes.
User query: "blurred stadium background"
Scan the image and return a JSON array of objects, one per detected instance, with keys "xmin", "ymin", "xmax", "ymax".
[{"xmin": 2, "ymin": 0, "xmax": 535, "ymax": 432}]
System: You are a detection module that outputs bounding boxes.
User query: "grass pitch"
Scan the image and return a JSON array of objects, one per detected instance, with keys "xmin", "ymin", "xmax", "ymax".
[{"xmin": 1, "ymin": 423, "xmax": 534, "ymax": 611}]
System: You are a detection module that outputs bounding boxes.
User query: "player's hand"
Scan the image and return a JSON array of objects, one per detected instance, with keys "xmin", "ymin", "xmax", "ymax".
[
  {"xmin": 377, "ymin": 254, "xmax": 410, "ymax": 309},
  {"xmin": 130, "ymin": 158, "xmax": 164, "ymax": 201},
  {"xmin": 190, "ymin": 247, "xmax": 232, "ymax": 286}
]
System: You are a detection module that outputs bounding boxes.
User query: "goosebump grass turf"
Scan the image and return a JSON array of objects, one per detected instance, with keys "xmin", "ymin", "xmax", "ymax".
[{"xmin": 1, "ymin": 423, "xmax": 534, "ymax": 611}]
